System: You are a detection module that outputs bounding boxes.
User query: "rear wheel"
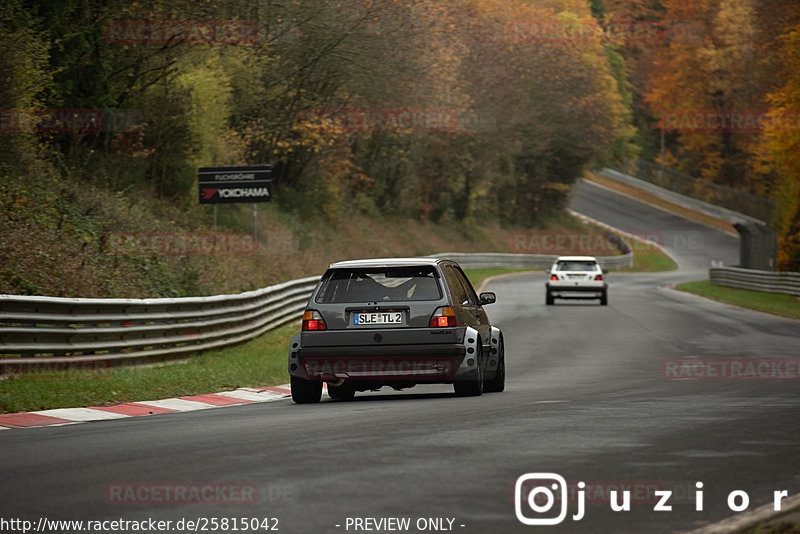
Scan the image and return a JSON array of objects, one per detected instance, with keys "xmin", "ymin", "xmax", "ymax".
[
  {"xmin": 546, "ymin": 290, "xmax": 554, "ymax": 305},
  {"xmin": 291, "ymin": 376, "xmax": 322, "ymax": 404},
  {"xmin": 484, "ymin": 336, "xmax": 505, "ymax": 393},
  {"xmin": 600, "ymin": 290, "xmax": 608, "ymax": 306},
  {"xmin": 327, "ymin": 381, "xmax": 356, "ymax": 400},
  {"xmin": 454, "ymin": 346, "xmax": 484, "ymax": 397}
]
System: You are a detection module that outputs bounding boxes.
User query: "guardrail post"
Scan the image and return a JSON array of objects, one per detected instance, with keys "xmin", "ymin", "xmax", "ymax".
[
  {"xmin": 734, "ymin": 222, "xmax": 777, "ymax": 271},
  {"xmin": 734, "ymin": 222, "xmax": 755, "ymax": 269},
  {"xmin": 756, "ymin": 223, "xmax": 777, "ymax": 271}
]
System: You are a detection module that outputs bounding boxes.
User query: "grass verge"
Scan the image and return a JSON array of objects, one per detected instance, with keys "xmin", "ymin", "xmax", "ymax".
[
  {"xmin": 675, "ymin": 280, "xmax": 800, "ymax": 320},
  {"xmin": 0, "ymin": 323, "xmax": 298, "ymax": 414},
  {"xmin": 623, "ymin": 248, "xmax": 678, "ymax": 272},
  {"xmin": 464, "ymin": 268, "xmax": 534, "ymax": 289}
]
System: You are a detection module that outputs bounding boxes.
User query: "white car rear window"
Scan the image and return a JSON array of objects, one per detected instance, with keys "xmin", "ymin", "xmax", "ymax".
[{"xmin": 556, "ymin": 261, "xmax": 599, "ymax": 271}]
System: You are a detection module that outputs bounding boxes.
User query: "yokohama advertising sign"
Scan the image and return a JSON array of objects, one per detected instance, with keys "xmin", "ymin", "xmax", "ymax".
[{"xmin": 198, "ymin": 165, "xmax": 272, "ymax": 204}]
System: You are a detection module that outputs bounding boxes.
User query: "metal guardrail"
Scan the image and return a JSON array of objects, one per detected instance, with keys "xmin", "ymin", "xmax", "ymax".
[
  {"xmin": 710, "ymin": 266, "xmax": 800, "ymax": 297},
  {"xmin": 431, "ymin": 252, "xmax": 633, "ymax": 270},
  {"xmin": 597, "ymin": 168, "xmax": 758, "ymax": 225},
  {"xmin": 434, "ymin": 211, "xmax": 635, "ymax": 271},
  {"xmin": 615, "ymin": 159, "xmax": 775, "ymax": 222},
  {"xmin": 0, "ymin": 276, "xmax": 320, "ymax": 372}
]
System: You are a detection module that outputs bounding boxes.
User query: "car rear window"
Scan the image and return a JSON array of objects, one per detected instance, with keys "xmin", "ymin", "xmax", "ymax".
[
  {"xmin": 315, "ymin": 267, "xmax": 443, "ymax": 303},
  {"xmin": 556, "ymin": 261, "xmax": 599, "ymax": 271}
]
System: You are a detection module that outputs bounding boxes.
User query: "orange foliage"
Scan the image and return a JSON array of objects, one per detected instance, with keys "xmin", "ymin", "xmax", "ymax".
[{"xmin": 754, "ymin": 27, "xmax": 800, "ymax": 269}]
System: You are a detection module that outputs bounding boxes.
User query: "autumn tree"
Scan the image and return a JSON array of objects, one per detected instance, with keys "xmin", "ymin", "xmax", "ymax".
[
  {"xmin": 753, "ymin": 26, "xmax": 800, "ymax": 270},
  {"xmin": 644, "ymin": 0, "xmax": 799, "ymax": 191},
  {"xmin": 456, "ymin": 0, "xmax": 633, "ymax": 225}
]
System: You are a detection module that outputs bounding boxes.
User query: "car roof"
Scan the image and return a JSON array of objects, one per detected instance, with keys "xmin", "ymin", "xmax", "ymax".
[
  {"xmin": 554, "ymin": 255, "xmax": 599, "ymax": 261},
  {"xmin": 327, "ymin": 257, "xmax": 448, "ymax": 269}
]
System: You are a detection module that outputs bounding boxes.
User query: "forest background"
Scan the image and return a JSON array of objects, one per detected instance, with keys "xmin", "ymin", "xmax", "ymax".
[{"xmin": 1, "ymin": 0, "xmax": 799, "ymax": 298}]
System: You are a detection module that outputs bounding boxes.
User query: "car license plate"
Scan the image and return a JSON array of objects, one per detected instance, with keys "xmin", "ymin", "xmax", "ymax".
[{"xmin": 353, "ymin": 312, "xmax": 403, "ymax": 326}]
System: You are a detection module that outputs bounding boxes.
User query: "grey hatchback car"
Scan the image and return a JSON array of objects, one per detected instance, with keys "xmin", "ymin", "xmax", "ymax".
[{"xmin": 288, "ymin": 258, "xmax": 505, "ymax": 403}]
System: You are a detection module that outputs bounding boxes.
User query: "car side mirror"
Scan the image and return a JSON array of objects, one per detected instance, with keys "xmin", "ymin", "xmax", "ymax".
[
  {"xmin": 545, "ymin": 269, "xmax": 550, "ymax": 274},
  {"xmin": 479, "ymin": 292, "xmax": 496, "ymax": 305}
]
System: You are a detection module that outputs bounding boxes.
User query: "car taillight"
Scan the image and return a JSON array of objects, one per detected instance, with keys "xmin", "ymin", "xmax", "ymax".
[
  {"xmin": 429, "ymin": 306, "xmax": 457, "ymax": 327},
  {"xmin": 302, "ymin": 310, "xmax": 327, "ymax": 331},
  {"xmin": 594, "ymin": 274, "xmax": 603, "ymax": 281},
  {"xmin": 550, "ymin": 274, "xmax": 559, "ymax": 281}
]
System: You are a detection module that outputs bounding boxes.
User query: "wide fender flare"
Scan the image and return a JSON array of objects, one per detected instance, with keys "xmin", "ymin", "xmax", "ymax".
[
  {"xmin": 487, "ymin": 326, "xmax": 504, "ymax": 374},
  {"xmin": 288, "ymin": 333, "xmax": 308, "ymax": 378},
  {"xmin": 454, "ymin": 326, "xmax": 481, "ymax": 377}
]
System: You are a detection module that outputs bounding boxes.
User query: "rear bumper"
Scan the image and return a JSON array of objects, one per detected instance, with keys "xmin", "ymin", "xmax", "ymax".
[
  {"xmin": 297, "ymin": 343, "xmax": 466, "ymax": 359},
  {"xmin": 288, "ymin": 329, "xmax": 479, "ymax": 383},
  {"xmin": 546, "ymin": 282, "xmax": 607, "ymax": 298}
]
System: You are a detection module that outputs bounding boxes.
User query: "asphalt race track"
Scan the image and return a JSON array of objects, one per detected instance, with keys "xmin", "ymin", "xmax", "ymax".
[{"xmin": 1, "ymin": 180, "xmax": 798, "ymax": 534}]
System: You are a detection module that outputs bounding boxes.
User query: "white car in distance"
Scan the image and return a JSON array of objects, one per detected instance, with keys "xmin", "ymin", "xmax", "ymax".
[{"xmin": 545, "ymin": 255, "xmax": 608, "ymax": 306}]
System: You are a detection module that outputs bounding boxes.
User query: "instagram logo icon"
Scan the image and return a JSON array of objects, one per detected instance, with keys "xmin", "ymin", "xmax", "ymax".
[{"xmin": 515, "ymin": 473, "xmax": 584, "ymax": 525}]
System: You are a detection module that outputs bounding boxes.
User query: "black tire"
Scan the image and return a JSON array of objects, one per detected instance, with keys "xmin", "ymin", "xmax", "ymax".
[
  {"xmin": 484, "ymin": 335, "xmax": 505, "ymax": 393},
  {"xmin": 600, "ymin": 290, "xmax": 608, "ymax": 306},
  {"xmin": 546, "ymin": 290, "xmax": 554, "ymax": 306},
  {"xmin": 291, "ymin": 376, "xmax": 322, "ymax": 404},
  {"xmin": 327, "ymin": 381, "xmax": 356, "ymax": 400},
  {"xmin": 454, "ymin": 345, "xmax": 484, "ymax": 397}
]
